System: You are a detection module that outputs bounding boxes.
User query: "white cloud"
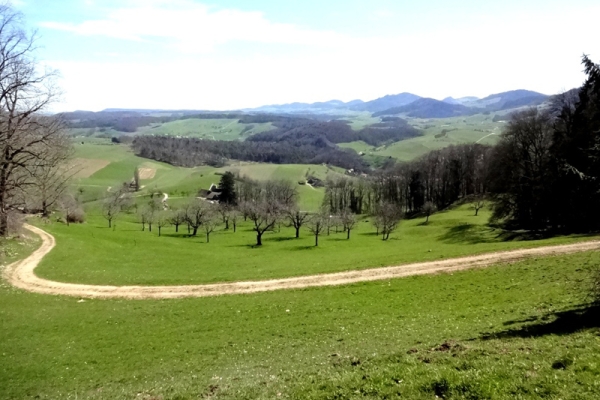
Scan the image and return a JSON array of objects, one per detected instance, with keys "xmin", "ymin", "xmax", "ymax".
[
  {"xmin": 40, "ymin": 0, "xmax": 352, "ymax": 53},
  {"xmin": 42, "ymin": 1, "xmax": 600, "ymax": 111}
]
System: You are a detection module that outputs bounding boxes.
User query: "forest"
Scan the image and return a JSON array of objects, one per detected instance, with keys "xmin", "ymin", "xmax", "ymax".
[
  {"xmin": 323, "ymin": 56, "xmax": 600, "ymax": 234},
  {"xmin": 131, "ymin": 135, "xmax": 368, "ymax": 171}
]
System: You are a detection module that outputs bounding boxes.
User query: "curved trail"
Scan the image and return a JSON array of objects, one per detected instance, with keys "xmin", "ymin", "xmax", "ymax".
[{"xmin": 3, "ymin": 224, "xmax": 600, "ymax": 300}]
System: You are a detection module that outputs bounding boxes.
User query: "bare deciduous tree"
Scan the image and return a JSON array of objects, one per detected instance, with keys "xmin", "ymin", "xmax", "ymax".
[
  {"xmin": 0, "ymin": 4, "xmax": 63, "ymax": 235},
  {"xmin": 156, "ymin": 211, "xmax": 171, "ymax": 237},
  {"xmin": 59, "ymin": 193, "xmax": 84, "ymax": 226},
  {"xmin": 102, "ymin": 184, "xmax": 132, "ymax": 229},
  {"xmin": 373, "ymin": 202, "xmax": 403, "ymax": 240},
  {"xmin": 239, "ymin": 200, "xmax": 281, "ymax": 246},
  {"xmin": 168, "ymin": 208, "xmax": 186, "ymax": 233},
  {"xmin": 422, "ymin": 201, "xmax": 436, "ymax": 224},
  {"xmin": 284, "ymin": 206, "xmax": 310, "ymax": 238},
  {"xmin": 218, "ymin": 203, "xmax": 232, "ymax": 230},
  {"xmin": 230, "ymin": 208, "xmax": 240, "ymax": 233},
  {"xmin": 339, "ymin": 207, "xmax": 357, "ymax": 239},
  {"xmin": 184, "ymin": 199, "xmax": 210, "ymax": 236},
  {"xmin": 25, "ymin": 132, "xmax": 76, "ymax": 217},
  {"xmin": 201, "ymin": 205, "xmax": 220, "ymax": 243},
  {"xmin": 471, "ymin": 196, "xmax": 485, "ymax": 216},
  {"xmin": 307, "ymin": 212, "xmax": 327, "ymax": 246}
]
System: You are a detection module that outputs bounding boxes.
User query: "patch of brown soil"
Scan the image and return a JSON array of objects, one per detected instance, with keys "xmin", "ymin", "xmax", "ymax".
[
  {"xmin": 3, "ymin": 224, "xmax": 600, "ymax": 300},
  {"xmin": 138, "ymin": 167, "xmax": 156, "ymax": 179},
  {"xmin": 71, "ymin": 158, "xmax": 110, "ymax": 178}
]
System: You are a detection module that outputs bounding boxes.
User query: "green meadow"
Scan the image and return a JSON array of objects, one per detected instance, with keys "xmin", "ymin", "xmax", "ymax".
[
  {"xmin": 71, "ymin": 139, "xmax": 337, "ymax": 210},
  {"xmin": 2, "ymin": 242, "xmax": 599, "ymax": 399},
  {"xmin": 340, "ymin": 114, "xmax": 503, "ymax": 162},
  {"xmin": 135, "ymin": 118, "xmax": 274, "ymax": 140},
  {"xmin": 34, "ymin": 205, "xmax": 596, "ymax": 286},
  {"xmin": 2, "ymin": 136, "xmax": 600, "ymax": 399},
  {"xmin": 70, "ymin": 118, "xmax": 273, "ymax": 141}
]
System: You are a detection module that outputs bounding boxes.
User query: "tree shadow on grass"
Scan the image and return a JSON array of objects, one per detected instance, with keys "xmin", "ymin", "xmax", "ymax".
[
  {"xmin": 359, "ymin": 232, "xmax": 379, "ymax": 237},
  {"xmin": 160, "ymin": 233, "xmax": 200, "ymax": 239},
  {"xmin": 267, "ymin": 237, "xmax": 297, "ymax": 243},
  {"xmin": 437, "ymin": 224, "xmax": 573, "ymax": 245},
  {"xmin": 480, "ymin": 304, "xmax": 600, "ymax": 340},
  {"xmin": 438, "ymin": 224, "xmax": 497, "ymax": 245},
  {"xmin": 290, "ymin": 245, "xmax": 317, "ymax": 251}
]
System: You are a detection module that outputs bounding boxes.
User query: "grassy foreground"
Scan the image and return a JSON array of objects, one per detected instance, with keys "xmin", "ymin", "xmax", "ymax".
[
  {"xmin": 1, "ymin": 245, "xmax": 599, "ymax": 399},
  {"xmin": 35, "ymin": 205, "xmax": 596, "ymax": 286}
]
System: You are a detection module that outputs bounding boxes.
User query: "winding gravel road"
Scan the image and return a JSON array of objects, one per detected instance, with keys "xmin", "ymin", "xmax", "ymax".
[{"xmin": 3, "ymin": 224, "xmax": 600, "ymax": 300}]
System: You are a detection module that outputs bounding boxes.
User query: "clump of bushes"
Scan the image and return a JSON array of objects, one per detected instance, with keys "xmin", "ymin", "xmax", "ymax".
[{"xmin": 66, "ymin": 209, "xmax": 86, "ymax": 224}]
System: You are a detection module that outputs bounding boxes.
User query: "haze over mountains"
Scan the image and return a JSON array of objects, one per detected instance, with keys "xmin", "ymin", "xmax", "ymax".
[
  {"xmin": 246, "ymin": 89, "xmax": 550, "ymax": 118},
  {"xmin": 78, "ymin": 89, "xmax": 553, "ymax": 121}
]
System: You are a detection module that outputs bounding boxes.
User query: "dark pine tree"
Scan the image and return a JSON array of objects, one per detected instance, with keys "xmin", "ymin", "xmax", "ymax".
[{"xmin": 218, "ymin": 171, "xmax": 237, "ymax": 205}]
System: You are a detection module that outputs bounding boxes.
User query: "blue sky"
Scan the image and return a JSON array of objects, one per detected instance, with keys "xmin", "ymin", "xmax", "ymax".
[{"xmin": 14, "ymin": 0, "xmax": 600, "ymax": 111}]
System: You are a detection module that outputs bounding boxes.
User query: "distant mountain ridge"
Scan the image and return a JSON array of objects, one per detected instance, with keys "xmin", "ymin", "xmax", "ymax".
[
  {"xmin": 244, "ymin": 89, "xmax": 548, "ymax": 117},
  {"xmin": 372, "ymin": 90, "xmax": 549, "ymax": 119},
  {"xmin": 67, "ymin": 89, "xmax": 551, "ymax": 120},
  {"xmin": 374, "ymin": 98, "xmax": 474, "ymax": 118},
  {"xmin": 247, "ymin": 92, "xmax": 422, "ymax": 114}
]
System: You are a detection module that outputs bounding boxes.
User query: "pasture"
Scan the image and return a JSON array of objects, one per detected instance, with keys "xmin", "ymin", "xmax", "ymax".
[
  {"xmin": 34, "ymin": 205, "xmax": 595, "ymax": 286},
  {"xmin": 340, "ymin": 114, "xmax": 504, "ymax": 161},
  {"xmin": 2, "ymin": 233, "xmax": 599, "ymax": 399},
  {"xmin": 71, "ymin": 139, "xmax": 336, "ymax": 210},
  {"xmin": 69, "ymin": 118, "xmax": 273, "ymax": 141},
  {"xmin": 2, "ymin": 135, "xmax": 600, "ymax": 399}
]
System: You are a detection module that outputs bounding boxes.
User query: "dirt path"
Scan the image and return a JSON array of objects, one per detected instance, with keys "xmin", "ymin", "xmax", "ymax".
[{"xmin": 3, "ymin": 224, "xmax": 600, "ymax": 300}]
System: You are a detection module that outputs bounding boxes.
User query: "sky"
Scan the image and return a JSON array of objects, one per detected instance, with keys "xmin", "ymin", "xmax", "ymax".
[{"xmin": 12, "ymin": 0, "xmax": 600, "ymax": 112}]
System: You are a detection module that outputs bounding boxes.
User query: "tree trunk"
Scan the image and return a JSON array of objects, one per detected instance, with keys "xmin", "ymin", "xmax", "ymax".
[
  {"xmin": 347, "ymin": 229, "xmax": 351, "ymax": 239},
  {"xmin": 315, "ymin": 233, "xmax": 319, "ymax": 246},
  {"xmin": 426, "ymin": 215, "xmax": 429, "ymax": 223},
  {"xmin": 206, "ymin": 232, "xmax": 210, "ymax": 243},
  {"xmin": 142, "ymin": 222, "xmax": 145, "ymax": 231},
  {"xmin": 256, "ymin": 232, "xmax": 262, "ymax": 246},
  {"xmin": 0, "ymin": 170, "xmax": 8, "ymax": 237},
  {"xmin": 225, "ymin": 220, "xmax": 229, "ymax": 230},
  {"xmin": 295, "ymin": 227, "xmax": 300, "ymax": 238},
  {"xmin": 148, "ymin": 223, "xmax": 152, "ymax": 232},
  {"xmin": 475, "ymin": 208, "xmax": 479, "ymax": 216},
  {"xmin": 192, "ymin": 227, "xmax": 198, "ymax": 236},
  {"xmin": 42, "ymin": 200, "xmax": 48, "ymax": 217},
  {"xmin": 108, "ymin": 219, "xmax": 112, "ymax": 228},
  {"xmin": 158, "ymin": 226, "xmax": 161, "ymax": 237},
  {"xmin": 175, "ymin": 224, "xmax": 179, "ymax": 232},
  {"xmin": 233, "ymin": 222, "xmax": 236, "ymax": 233}
]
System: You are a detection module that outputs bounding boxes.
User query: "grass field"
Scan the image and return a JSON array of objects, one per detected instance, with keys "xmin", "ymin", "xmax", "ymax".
[
  {"xmin": 2, "ymin": 235, "xmax": 599, "ymax": 399},
  {"xmin": 71, "ymin": 139, "xmax": 336, "ymax": 210},
  {"xmin": 4, "ymin": 124, "xmax": 600, "ymax": 399},
  {"xmin": 33, "ymin": 205, "xmax": 597, "ymax": 286},
  {"xmin": 69, "ymin": 118, "xmax": 273, "ymax": 141},
  {"xmin": 340, "ymin": 114, "xmax": 504, "ymax": 162},
  {"xmin": 135, "ymin": 118, "xmax": 274, "ymax": 140}
]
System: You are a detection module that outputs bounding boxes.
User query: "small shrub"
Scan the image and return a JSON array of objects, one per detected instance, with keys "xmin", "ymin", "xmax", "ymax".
[{"xmin": 66, "ymin": 209, "xmax": 86, "ymax": 224}]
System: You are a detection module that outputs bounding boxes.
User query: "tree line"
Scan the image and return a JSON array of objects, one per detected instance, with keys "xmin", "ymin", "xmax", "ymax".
[
  {"xmin": 100, "ymin": 172, "xmax": 406, "ymax": 245},
  {"xmin": 246, "ymin": 117, "xmax": 421, "ymax": 147},
  {"xmin": 486, "ymin": 55, "xmax": 600, "ymax": 232},
  {"xmin": 323, "ymin": 143, "xmax": 490, "ymax": 215},
  {"xmin": 131, "ymin": 135, "xmax": 367, "ymax": 171},
  {"xmin": 0, "ymin": 4, "xmax": 76, "ymax": 236}
]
